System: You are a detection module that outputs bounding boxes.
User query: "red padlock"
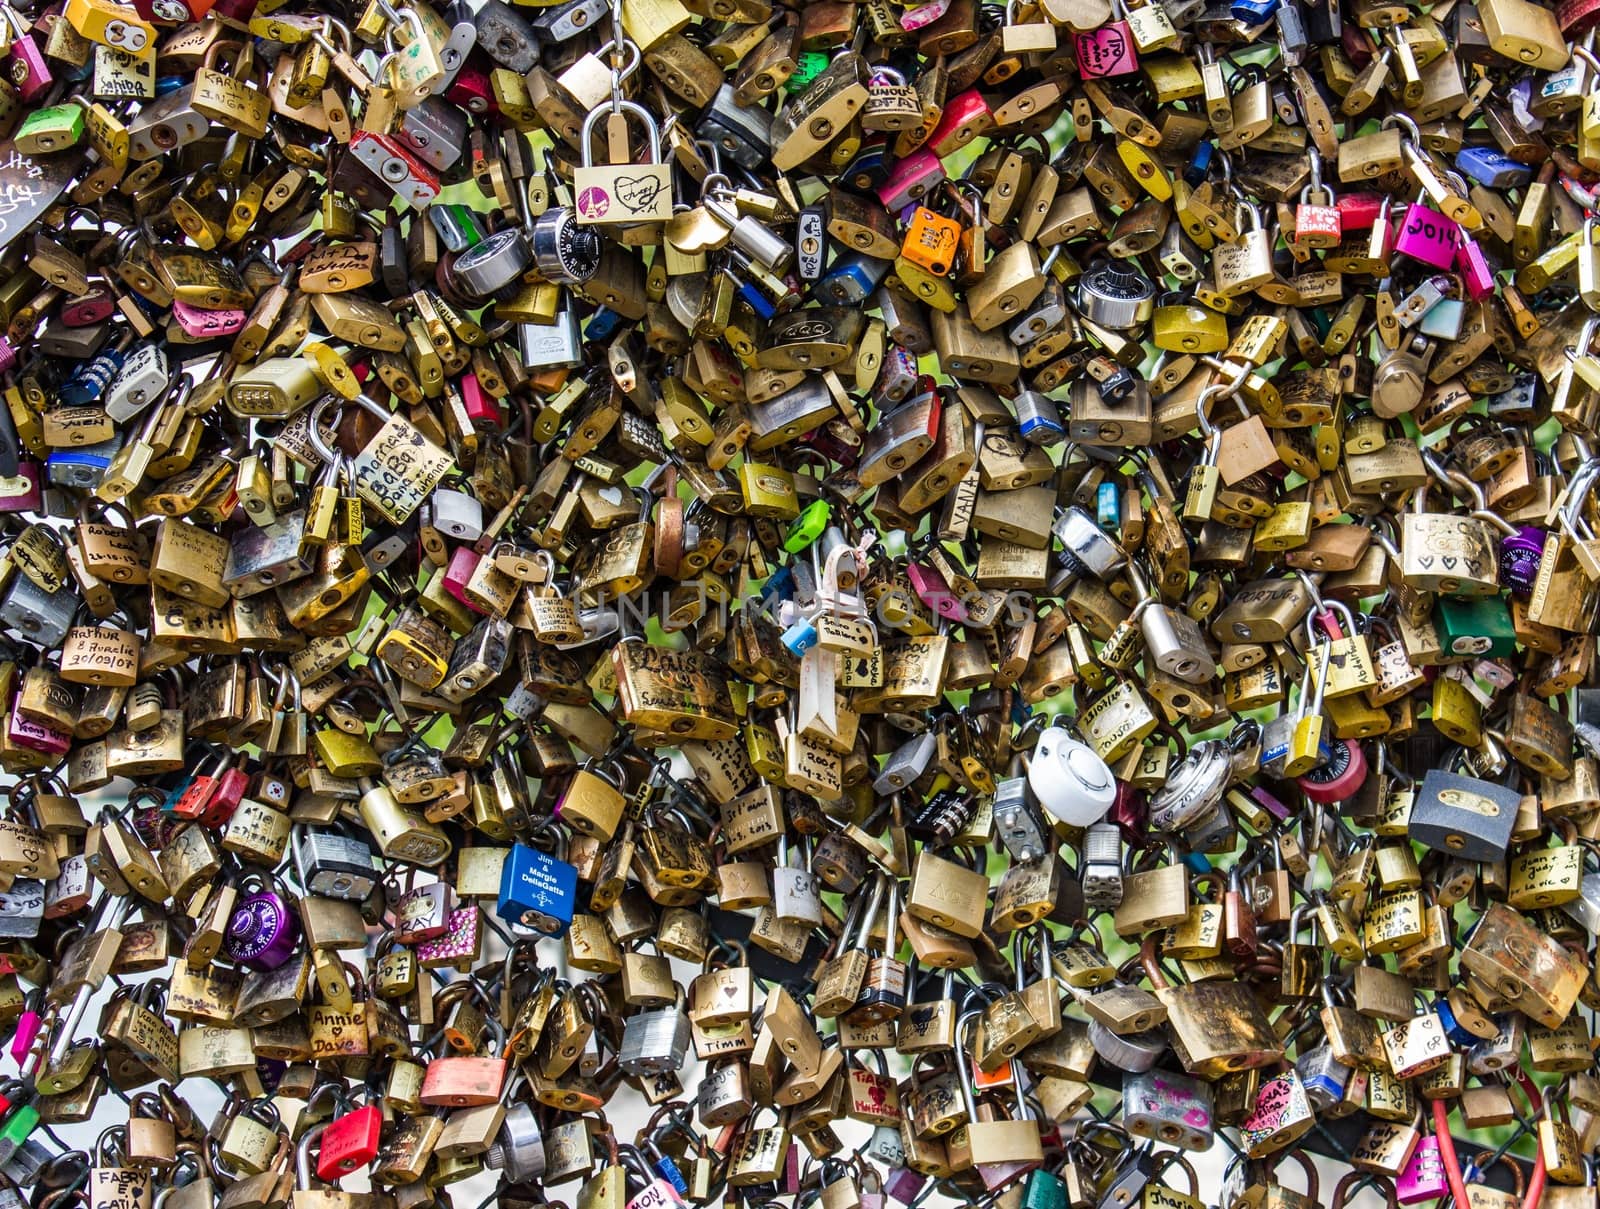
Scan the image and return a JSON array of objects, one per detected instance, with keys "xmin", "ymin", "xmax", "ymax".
[{"xmin": 318, "ymin": 1095, "xmax": 384, "ymax": 1181}]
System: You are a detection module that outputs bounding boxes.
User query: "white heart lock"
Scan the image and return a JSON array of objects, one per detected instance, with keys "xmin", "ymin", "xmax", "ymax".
[{"xmin": 1029, "ymin": 726, "xmax": 1116, "ymax": 826}]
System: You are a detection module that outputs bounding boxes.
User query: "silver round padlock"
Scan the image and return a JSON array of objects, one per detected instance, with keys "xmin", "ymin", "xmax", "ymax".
[{"xmin": 1148, "ymin": 738, "xmax": 1232, "ymax": 833}]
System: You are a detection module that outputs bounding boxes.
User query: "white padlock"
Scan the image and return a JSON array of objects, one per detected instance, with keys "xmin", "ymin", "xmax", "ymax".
[{"xmin": 1029, "ymin": 724, "xmax": 1116, "ymax": 826}]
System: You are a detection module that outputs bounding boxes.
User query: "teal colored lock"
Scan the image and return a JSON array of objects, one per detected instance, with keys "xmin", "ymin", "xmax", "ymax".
[
  {"xmin": 1022, "ymin": 1167, "xmax": 1067, "ymax": 1209},
  {"xmin": 783, "ymin": 499, "xmax": 831, "ymax": 553},
  {"xmin": 1433, "ymin": 596, "xmax": 1517, "ymax": 658}
]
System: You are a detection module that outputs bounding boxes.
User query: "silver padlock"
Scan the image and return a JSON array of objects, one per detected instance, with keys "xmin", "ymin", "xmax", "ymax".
[
  {"xmin": 292, "ymin": 823, "xmax": 378, "ymax": 902},
  {"xmin": 224, "ymin": 512, "xmax": 313, "ymax": 596},
  {"xmin": 1148, "ymin": 737, "xmax": 1234, "ymax": 833},
  {"xmin": 104, "ymin": 344, "xmax": 169, "ymax": 423},
  {"xmin": 429, "ymin": 488, "xmax": 485, "ymax": 541},
  {"xmin": 0, "ymin": 879, "xmax": 42, "ymax": 939},
  {"xmin": 1122, "ymin": 1067, "xmax": 1215, "ymax": 1150},
  {"xmin": 1131, "ymin": 565, "xmax": 1217, "ymax": 683},
  {"xmin": 520, "ymin": 311, "xmax": 584, "ymax": 369},
  {"xmin": 529, "ymin": 0, "xmax": 607, "ymax": 40},
  {"xmin": 696, "ymin": 84, "xmax": 774, "ymax": 170},
  {"xmin": 0, "ymin": 573, "xmax": 76, "ymax": 647},
  {"xmin": 1081, "ymin": 821, "xmax": 1123, "ymax": 909},
  {"xmin": 473, "ymin": 0, "xmax": 537, "ymax": 69},
  {"xmin": 874, "ymin": 730, "xmax": 937, "ymax": 794},
  {"xmin": 618, "ymin": 987, "xmax": 691, "ymax": 1075},
  {"xmin": 993, "ymin": 774, "xmax": 1049, "ymax": 863},
  {"xmin": 397, "ymin": 96, "xmax": 470, "ymax": 171},
  {"xmin": 1053, "ymin": 506, "xmax": 1128, "ymax": 580}
]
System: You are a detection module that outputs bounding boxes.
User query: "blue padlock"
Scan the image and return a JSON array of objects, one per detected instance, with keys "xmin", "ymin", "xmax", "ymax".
[
  {"xmin": 582, "ymin": 306, "xmax": 627, "ymax": 342},
  {"xmin": 1230, "ymin": 0, "xmax": 1278, "ymax": 23},
  {"xmin": 47, "ymin": 437, "xmax": 121, "ymax": 491},
  {"xmin": 497, "ymin": 842, "xmax": 578, "ymax": 936},
  {"xmin": 1096, "ymin": 479, "xmax": 1121, "ymax": 529},
  {"xmin": 781, "ymin": 616, "xmax": 818, "ymax": 656},
  {"xmin": 1454, "ymin": 146, "xmax": 1532, "ymax": 190},
  {"xmin": 813, "ymin": 252, "xmax": 891, "ymax": 306}
]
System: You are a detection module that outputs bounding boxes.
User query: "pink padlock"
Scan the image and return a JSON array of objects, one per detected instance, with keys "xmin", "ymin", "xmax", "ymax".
[
  {"xmin": 899, "ymin": 0, "xmax": 951, "ymax": 29},
  {"xmin": 1457, "ymin": 235, "xmax": 1496, "ymax": 300},
  {"xmin": 441, "ymin": 545, "xmax": 489, "ymax": 614},
  {"xmin": 172, "ymin": 298, "xmax": 246, "ymax": 339},
  {"xmin": 906, "ymin": 560, "xmax": 968, "ymax": 622},
  {"xmin": 60, "ymin": 286, "xmax": 116, "ymax": 327},
  {"xmin": 927, "ymin": 90, "xmax": 994, "ymax": 159},
  {"xmin": 8, "ymin": 706, "xmax": 69, "ymax": 756},
  {"xmin": 885, "ymin": 1168, "xmax": 927, "ymax": 1204},
  {"xmin": 876, "ymin": 149, "xmax": 947, "ymax": 213},
  {"xmin": 1394, "ymin": 202, "xmax": 1460, "ymax": 270},
  {"xmin": 9, "ymin": 1001, "xmax": 40, "ymax": 1066},
  {"xmin": 458, "ymin": 371, "xmax": 502, "ymax": 427},
  {"xmin": 1074, "ymin": 15, "xmax": 1138, "ymax": 78},
  {"xmin": 414, "ymin": 906, "xmax": 482, "ymax": 965},
  {"xmin": 1396, "ymin": 1134, "xmax": 1448, "ymax": 1204}
]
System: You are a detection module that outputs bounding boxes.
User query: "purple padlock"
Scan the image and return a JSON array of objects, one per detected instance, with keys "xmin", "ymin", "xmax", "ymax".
[
  {"xmin": 1394, "ymin": 202, "xmax": 1460, "ymax": 270},
  {"xmin": 1500, "ymin": 525, "xmax": 1548, "ymax": 595},
  {"xmin": 224, "ymin": 877, "xmax": 301, "ymax": 971},
  {"xmin": 885, "ymin": 1167, "xmax": 928, "ymax": 1205}
]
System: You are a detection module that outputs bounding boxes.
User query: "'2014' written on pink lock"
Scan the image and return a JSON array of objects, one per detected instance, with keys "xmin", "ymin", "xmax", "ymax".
[{"xmin": 1394, "ymin": 202, "xmax": 1460, "ymax": 270}]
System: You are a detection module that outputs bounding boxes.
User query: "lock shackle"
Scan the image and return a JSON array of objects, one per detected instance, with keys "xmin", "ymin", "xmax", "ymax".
[{"xmin": 579, "ymin": 99, "xmax": 660, "ymax": 170}]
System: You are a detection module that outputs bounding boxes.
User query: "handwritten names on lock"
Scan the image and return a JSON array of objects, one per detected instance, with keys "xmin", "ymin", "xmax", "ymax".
[{"xmin": 351, "ymin": 415, "xmax": 455, "ymax": 524}]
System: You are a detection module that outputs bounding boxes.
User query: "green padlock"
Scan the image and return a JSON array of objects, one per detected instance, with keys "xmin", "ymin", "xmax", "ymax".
[
  {"xmin": 785, "ymin": 51, "xmax": 829, "ymax": 93},
  {"xmin": 1433, "ymin": 596, "xmax": 1518, "ymax": 658},
  {"xmin": 784, "ymin": 499, "xmax": 831, "ymax": 554},
  {"xmin": 14, "ymin": 104, "xmax": 85, "ymax": 156}
]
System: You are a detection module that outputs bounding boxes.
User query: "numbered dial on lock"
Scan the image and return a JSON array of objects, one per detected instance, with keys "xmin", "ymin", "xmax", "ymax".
[
  {"xmin": 1029, "ymin": 727, "xmax": 1116, "ymax": 826},
  {"xmin": 1075, "ymin": 262, "xmax": 1157, "ymax": 331},
  {"xmin": 1147, "ymin": 739, "xmax": 1232, "ymax": 833}
]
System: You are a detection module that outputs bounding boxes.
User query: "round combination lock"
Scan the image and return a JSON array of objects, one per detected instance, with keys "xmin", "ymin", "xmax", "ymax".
[
  {"xmin": 529, "ymin": 207, "xmax": 603, "ymax": 285},
  {"xmin": 448, "ymin": 228, "xmax": 534, "ymax": 299},
  {"xmin": 1148, "ymin": 738, "xmax": 1232, "ymax": 832},
  {"xmin": 1076, "ymin": 262, "xmax": 1158, "ymax": 330}
]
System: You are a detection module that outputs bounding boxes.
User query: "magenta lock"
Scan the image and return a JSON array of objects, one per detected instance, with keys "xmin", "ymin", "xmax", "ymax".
[
  {"xmin": 9, "ymin": 996, "xmax": 41, "ymax": 1066},
  {"xmin": 61, "ymin": 286, "xmax": 116, "ymax": 328},
  {"xmin": 447, "ymin": 66, "xmax": 496, "ymax": 114},
  {"xmin": 223, "ymin": 875, "xmax": 301, "ymax": 971},
  {"xmin": 876, "ymin": 149, "xmax": 947, "ymax": 213},
  {"xmin": 8, "ymin": 707, "xmax": 69, "ymax": 756},
  {"xmin": 1074, "ymin": 17, "xmax": 1138, "ymax": 78},
  {"xmin": 906, "ymin": 561, "xmax": 967, "ymax": 622},
  {"xmin": 927, "ymin": 90, "xmax": 994, "ymax": 159},
  {"xmin": 0, "ymin": 463, "xmax": 43, "ymax": 513},
  {"xmin": 6, "ymin": 31, "xmax": 53, "ymax": 105},
  {"xmin": 1394, "ymin": 202, "xmax": 1460, "ymax": 270},
  {"xmin": 458, "ymin": 372, "xmax": 502, "ymax": 427},
  {"xmin": 1456, "ymin": 236, "xmax": 1495, "ymax": 301},
  {"xmin": 415, "ymin": 906, "xmax": 482, "ymax": 966},
  {"xmin": 442, "ymin": 546, "xmax": 490, "ymax": 613},
  {"xmin": 1396, "ymin": 1135, "xmax": 1448, "ymax": 1204},
  {"xmin": 885, "ymin": 1168, "xmax": 927, "ymax": 1205}
]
